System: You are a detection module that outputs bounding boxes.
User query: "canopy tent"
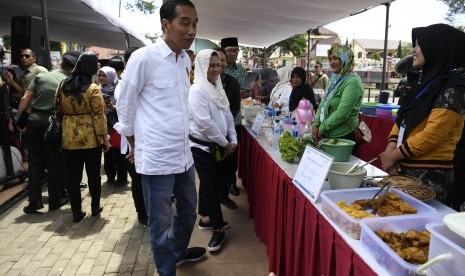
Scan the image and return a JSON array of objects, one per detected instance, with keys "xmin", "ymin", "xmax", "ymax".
[
  {"xmin": 0, "ymin": 0, "xmax": 150, "ymax": 50},
  {"xmin": 194, "ymin": 0, "xmax": 394, "ymax": 48}
]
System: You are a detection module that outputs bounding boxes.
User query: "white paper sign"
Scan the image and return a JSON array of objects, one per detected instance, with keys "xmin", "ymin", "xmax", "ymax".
[
  {"xmin": 251, "ymin": 112, "xmax": 266, "ymax": 136},
  {"xmin": 292, "ymin": 145, "xmax": 334, "ymax": 203}
]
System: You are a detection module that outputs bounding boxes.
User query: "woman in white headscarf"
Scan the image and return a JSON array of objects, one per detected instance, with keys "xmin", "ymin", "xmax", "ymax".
[
  {"xmin": 268, "ymin": 66, "xmax": 293, "ymax": 114},
  {"xmin": 98, "ymin": 66, "xmax": 128, "ymax": 186},
  {"xmin": 188, "ymin": 49, "xmax": 237, "ymax": 253}
]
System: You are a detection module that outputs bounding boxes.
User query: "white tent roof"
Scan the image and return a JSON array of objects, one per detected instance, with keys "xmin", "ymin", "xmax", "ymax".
[
  {"xmin": 0, "ymin": 0, "xmax": 150, "ymax": 50},
  {"xmin": 195, "ymin": 0, "xmax": 393, "ymax": 47}
]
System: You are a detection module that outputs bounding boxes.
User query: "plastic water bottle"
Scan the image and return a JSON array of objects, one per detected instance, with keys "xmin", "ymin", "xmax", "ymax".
[
  {"xmin": 272, "ymin": 119, "xmax": 281, "ymax": 149},
  {"xmin": 303, "ymin": 122, "xmax": 312, "ymax": 137},
  {"xmin": 291, "ymin": 121, "xmax": 299, "ymax": 138}
]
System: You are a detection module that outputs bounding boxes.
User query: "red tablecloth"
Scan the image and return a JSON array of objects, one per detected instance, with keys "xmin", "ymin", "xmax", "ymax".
[
  {"xmin": 358, "ymin": 114, "xmax": 395, "ymax": 169},
  {"xmin": 239, "ymin": 127, "xmax": 377, "ymax": 276}
]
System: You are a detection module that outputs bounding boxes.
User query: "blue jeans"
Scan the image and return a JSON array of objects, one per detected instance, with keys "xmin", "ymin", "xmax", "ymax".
[{"xmin": 142, "ymin": 166, "xmax": 197, "ymax": 276}]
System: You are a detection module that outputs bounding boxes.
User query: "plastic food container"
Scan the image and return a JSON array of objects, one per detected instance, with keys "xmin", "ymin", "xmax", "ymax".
[
  {"xmin": 361, "ymin": 102, "xmax": 379, "ymax": 116},
  {"xmin": 360, "ymin": 216, "xmax": 441, "ymax": 276},
  {"xmin": 241, "ymin": 105, "xmax": 263, "ymax": 122},
  {"xmin": 376, "ymin": 104, "xmax": 400, "ymax": 118},
  {"xmin": 321, "ymin": 187, "xmax": 437, "ymax": 239},
  {"xmin": 416, "ymin": 222, "xmax": 465, "ymax": 276}
]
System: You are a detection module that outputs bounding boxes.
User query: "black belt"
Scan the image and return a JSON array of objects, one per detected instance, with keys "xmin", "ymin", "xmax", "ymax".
[{"xmin": 188, "ymin": 135, "xmax": 211, "ymax": 147}]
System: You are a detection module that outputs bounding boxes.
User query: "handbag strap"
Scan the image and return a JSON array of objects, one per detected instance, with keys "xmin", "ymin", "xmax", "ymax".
[{"xmin": 311, "ymin": 74, "xmax": 323, "ymax": 88}]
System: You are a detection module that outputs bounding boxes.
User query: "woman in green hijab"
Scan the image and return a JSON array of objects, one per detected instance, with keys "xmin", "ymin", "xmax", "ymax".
[{"xmin": 312, "ymin": 44, "xmax": 364, "ymax": 145}]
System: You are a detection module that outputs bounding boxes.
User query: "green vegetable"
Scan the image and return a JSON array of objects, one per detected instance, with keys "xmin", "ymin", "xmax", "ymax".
[
  {"xmin": 298, "ymin": 135, "xmax": 317, "ymax": 158},
  {"xmin": 278, "ymin": 131, "xmax": 300, "ymax": 163}
]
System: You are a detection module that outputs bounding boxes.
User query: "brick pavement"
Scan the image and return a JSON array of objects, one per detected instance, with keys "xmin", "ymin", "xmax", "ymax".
[{"xmin": 0, "ymin": 173, "xmax": 268, "ymax": 275}]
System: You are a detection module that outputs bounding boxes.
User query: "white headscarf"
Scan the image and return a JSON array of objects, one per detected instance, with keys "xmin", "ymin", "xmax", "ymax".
[{"xmin": 193, "ymin": 49, "xmax": 229, "ymax": 108}]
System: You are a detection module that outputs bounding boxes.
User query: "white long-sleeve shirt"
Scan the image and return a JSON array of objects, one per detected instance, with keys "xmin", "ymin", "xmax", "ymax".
[
  {"xmin": 114, "ymin": 38, "xmax": 194, "ymax": 175},
  {"xmin": 188, "ymin": 83, "xmax": 237, "ymax": 152}
]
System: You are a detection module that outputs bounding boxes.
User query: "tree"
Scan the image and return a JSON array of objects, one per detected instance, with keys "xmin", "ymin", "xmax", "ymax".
[
  {"xmin": 396, "ymin": 41, "xmax": 402, "ymax": 58},
  {"xmin": 256, "ymin": 33, "xmax": 307, "ymax": 67},
  {"xmin": 401, "ymin": 42, "xmax": 413, "ymax": 58},
  {"xmin": 1, "ymin": 35, "xmax": 11, "ymax": 49},
  {"xmin": 126, "ymin": 0, "xmax": 157, "ymax": 14},
  {"xmin": 440, "ymin": 0, "xmax": 465, "ymax": 15}
]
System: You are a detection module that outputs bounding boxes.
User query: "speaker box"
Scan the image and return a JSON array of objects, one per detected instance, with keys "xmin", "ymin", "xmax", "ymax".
[{"xmin": 11, "ymin": 15, "xmax": 47, "ymax": 67}]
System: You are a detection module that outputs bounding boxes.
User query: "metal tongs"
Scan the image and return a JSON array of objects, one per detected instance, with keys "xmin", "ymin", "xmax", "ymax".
[{"xmin": 362, "ymin": 182, "xmax": 391, "ymax": 214}]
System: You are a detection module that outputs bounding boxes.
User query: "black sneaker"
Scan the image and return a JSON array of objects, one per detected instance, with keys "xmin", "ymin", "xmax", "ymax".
[
  {"xmin": 208, "ymin": 230, "xmax": 226, "ymax": 252},
  {"xmin": 199, "ymin": 220, "xmax": 230, "ymax": 230},
  {"xmin": 79, "ymin": 182, "xmax": 87, "ymax": 189},
  {"xmin": 176, "ymin": 247, "xmax": 206, "ymax": 266},
  {"xmin": 23, "ymin": 202, "xmax": 44, "ymax": 214},
  {"xmin": 220, "ymin": 197, "xmax": 237, "ymax": 209}
]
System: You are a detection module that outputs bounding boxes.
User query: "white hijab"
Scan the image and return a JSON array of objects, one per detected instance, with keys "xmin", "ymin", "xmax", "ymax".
[{"xmin": 193, "ymin": 49, "xmax": 229, "ymax": 108}]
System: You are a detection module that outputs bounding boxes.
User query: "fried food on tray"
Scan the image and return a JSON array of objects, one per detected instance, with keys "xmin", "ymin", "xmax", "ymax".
[
  {"xmin": 374, "ymin": 229, "xmax": 430, "ymax": 264},
  {"xmin": 338, "ymin": 192, "xmax": 418, "ymax": 218}
]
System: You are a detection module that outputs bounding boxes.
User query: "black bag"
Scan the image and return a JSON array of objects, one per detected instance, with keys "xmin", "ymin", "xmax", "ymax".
[{"xmin": 44, "ymin": 114, "xmax": 62, "ymax": 148}]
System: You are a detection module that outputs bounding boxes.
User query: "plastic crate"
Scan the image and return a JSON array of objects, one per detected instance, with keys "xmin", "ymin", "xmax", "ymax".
[
  {"xmin": 424, "ymin": 223, "xmax": 465, "ymax": 276},
  {"xmin": 319, "ymin": 138, "xmax": 355, "ymax": 162},
  {"xmin": 241, "ymin": 105, "xmax": 263, "ymax": 122},
  {"xmin": 360, "ymin": 216, "xmax": 441, "ymax": 276},
  {"xmin": 320, "ymin": 187, "xmax": 437, "ymax": 239}
]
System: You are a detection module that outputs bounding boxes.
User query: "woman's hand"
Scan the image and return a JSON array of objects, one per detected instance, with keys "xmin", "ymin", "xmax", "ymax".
[
  {"xmin": 272, "ymin": 102, "xmax": 280, "ymax": 108},
  {"xmin": 103, "ymin": 140, "xmax": 111, "ymax": 153},
  {"xmin": 380, "ymin": 147, "xmax": 403, "ymax": 173},
  {"xmin": 312, "ymin": 125, "xmax": 319, "ymax": 138}
]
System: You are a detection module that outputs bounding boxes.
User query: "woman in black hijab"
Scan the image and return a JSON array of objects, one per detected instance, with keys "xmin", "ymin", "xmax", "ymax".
[
  {"xmin": 380, "ymin": 24, "xmax": 465, "ymax": 205},
  {"xmin": 288, "ymin": 67, "xmax": 316, "ymax": 112},
  {"xmin": 57, "ymin": 52, "xmax": 110, "ymax": 222},
  {"xmin": 255, "ymin": 68, "xmax": 276, "ymax": 106}
]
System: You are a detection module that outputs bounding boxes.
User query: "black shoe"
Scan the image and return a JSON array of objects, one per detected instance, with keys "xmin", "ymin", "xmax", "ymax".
[
  {"xmin": 229, "ymin": 184, "xmax": 240, "ymax": 196},
  {"xmin": 106, "ymin": 178, "xmax": 115, "ymax": 185},
  {"xmin": 199, "ymin": 220, "xmax": 230, "ymax": 230},
  {"xmin": 49, "ymin": 197, "xmax": 69, "ymax": 211},
  {"xmin": 176, "ymin": 247, "xmax": 206, "ymax": 266},
  {"xmin": 73, "ymin": 211, "xmax": 86, "ymax": 223},
  {"xmin": 113, "ymin": 180, "xmax": 128, "ymax": 187},
  {"xmin": 80, "ymin": 182, "xmax": 87, "ymax": 189},
  {"xmin": 137, "ymin": 216, "xmax": 148, "ymax": 226},
  {"xmin": 171, "ymin": 194, "xmax": 176, "ymax": 202},
  {"xmin": 208, "ymin": 230, "xmax": 226, "ymax": 252},
  {"xmin": 91, "ymin": 206, "xmax": 103, "ymax": 216},
  {"xmin": 220, "ymin": 197, "xmax": 237, "ymax": 209},
  {"xmin": 23, "ymin": 202, "xmax": 44, "ymax": 214}
]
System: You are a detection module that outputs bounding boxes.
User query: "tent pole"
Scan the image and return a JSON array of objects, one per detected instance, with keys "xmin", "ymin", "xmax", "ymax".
[
  {"xmin": 40, "ymin": 0, "xmax": 52, "ymax": 70},
  {"xmin": 307, "ymin": 29, "xmax": 311, "ymax": 73},
  {"xmin": 381, "ymin": 2, "xmax": 390, "ymax": 91}
]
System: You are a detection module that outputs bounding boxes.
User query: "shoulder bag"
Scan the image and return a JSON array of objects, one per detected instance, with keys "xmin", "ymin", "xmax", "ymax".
[{"xmin": 354, "ymin": 113, "xmax": 372, "ymax": 145}]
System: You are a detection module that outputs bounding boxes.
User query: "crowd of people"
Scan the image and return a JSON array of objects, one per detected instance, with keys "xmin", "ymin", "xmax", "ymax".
[{"xmin": 1, "ymin": 0, "xmax": 465, "ymax": 275}]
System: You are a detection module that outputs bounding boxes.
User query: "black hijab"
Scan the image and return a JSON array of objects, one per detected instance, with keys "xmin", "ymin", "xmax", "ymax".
[
  {"xmin": 289, "ymin": 67, "xmax": 316, "ymax": 112},
  {"xmin": 61, "ymin": 52, "xmax": 98, "ymax": 104},
  {"xmin": 396, "ymin": 24, "xmax": 465, "ymax": 136},
  {"xmin": 259, "ymin": 68, "xmax": 277, "ymax": 105}
]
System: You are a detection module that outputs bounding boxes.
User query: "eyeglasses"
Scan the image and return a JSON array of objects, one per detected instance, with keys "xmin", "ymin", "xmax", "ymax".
[
  {"xmin": 20, "ymin": 54, "xmax": 31, "ymax": 59},
  {"xmin": 225, "ymin": 48, "xmax": 239, "ymax": 54}
]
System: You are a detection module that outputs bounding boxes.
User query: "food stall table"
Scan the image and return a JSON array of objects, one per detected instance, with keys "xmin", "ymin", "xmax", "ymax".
[{"xmin": 238, "ymin": 123, "xmax": 455, "ymax": 276}]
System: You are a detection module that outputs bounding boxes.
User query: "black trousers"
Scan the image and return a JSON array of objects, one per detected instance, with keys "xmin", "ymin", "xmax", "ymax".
[
  {"xmin": 127, "ymin": 159, "xmax": 147, "ymax": 219},
  {"xmin": 26, "ymin": 113, "xmax": 65, "ymax": 208},
  {"xmin": 104, "ymin": 147, "xmax": 128, "ymax": 183},
  {"xmin": 64, "ymin": 147, "xmax": 102, "ymax": 213},
  {"xmin": 220, "ymin": 125, "xmax": 242, "ymax": 199},
  {"xmin": 192, "ymin": 147, "xmax": 226, "ymax": 230},
  {"xmin": 451, "ymin": 140, "xmax": 465, "ymax": 211}
]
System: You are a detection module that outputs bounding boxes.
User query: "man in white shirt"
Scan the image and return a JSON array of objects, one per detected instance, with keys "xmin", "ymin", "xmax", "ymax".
[{"xmin": 114, "ymin": 1, "xmax": 204, "ymax": 275}]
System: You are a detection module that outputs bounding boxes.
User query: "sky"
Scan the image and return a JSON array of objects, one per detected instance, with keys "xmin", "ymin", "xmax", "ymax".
[{"xmin": 105, "ymin": 0, "xmax": 461, "ymax": 44}]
